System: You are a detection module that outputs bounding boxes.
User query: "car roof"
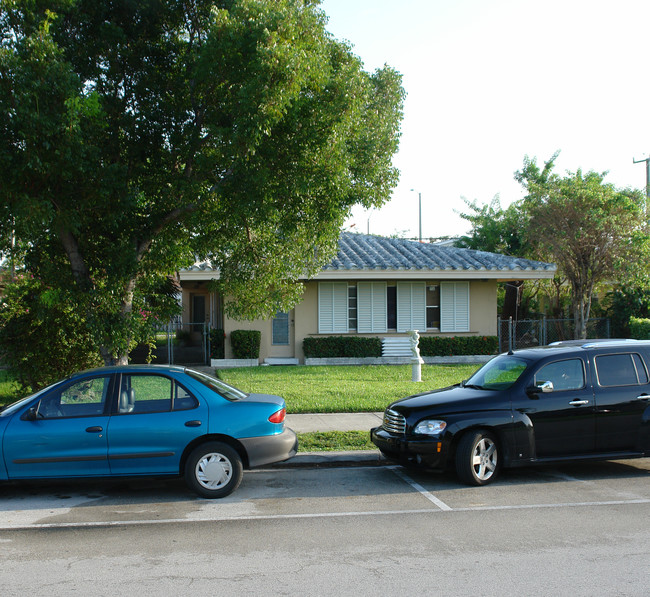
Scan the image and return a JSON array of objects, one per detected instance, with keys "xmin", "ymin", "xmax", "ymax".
[
  {"xmin": 68, "ymin": 364, "xmax": 191, "ymax": 378},
  {"xmin": 507, "ymin": 339, "xmax": 650, "ymax": 360}
]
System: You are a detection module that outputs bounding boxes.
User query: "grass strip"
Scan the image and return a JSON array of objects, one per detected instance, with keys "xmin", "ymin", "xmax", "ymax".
[{"xmin": 297, "ymin": 431, "xmax": 375, "ymax": 452}]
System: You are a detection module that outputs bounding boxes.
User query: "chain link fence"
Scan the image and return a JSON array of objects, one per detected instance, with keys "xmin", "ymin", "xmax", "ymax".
[
  {"xmin": 129, "ymin": 321, "xmax": 210, "ymax": 366},
  {"xmin": 498, "ymin": 317, "xmax": 611, "ymax": 352}
]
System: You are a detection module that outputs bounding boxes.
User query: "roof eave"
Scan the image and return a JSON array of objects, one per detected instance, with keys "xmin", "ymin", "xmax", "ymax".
[
  {"xmin": 313, "ymin": 268, "xmax": 557, "ymax": 281},
  {"xmin": 179, "ymin": 266, "xmax": 557, "ymax": 283}
]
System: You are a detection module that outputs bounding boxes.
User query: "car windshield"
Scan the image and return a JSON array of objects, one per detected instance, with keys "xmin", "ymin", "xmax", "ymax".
[
  {"xmin": 464, "ymin": 355, "xmax": 528, "ymax": 390},
  {"xmin": 185, "ymin": 369, "xmax": 248, "ymax": 401},
  {"xmin": 0, "ymin": 381, "xmax": 60, "ymax": 417}
]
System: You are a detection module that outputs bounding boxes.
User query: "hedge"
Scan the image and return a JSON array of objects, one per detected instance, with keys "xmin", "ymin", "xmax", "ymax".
[
  {"xmin": 209, "ymin": 328, "xmax": 225, "ymax": 359},
  {"xmin": 629, "ymin": 317, "xmax": 650, "ymax": 339},
  {"xmin": 303, "ymin": 336, "xmax": 382, "ymax": 358},
  {"xmin": 303, "ymin": 335, "xmax": 498, "ymax": 358},
  {"xmin": 419, "ymin": 335, "xmax": 498, "ymax": 356},
  {"xmin": 230, "ymin": 330, "xmax": 261, "ymax": 359}
]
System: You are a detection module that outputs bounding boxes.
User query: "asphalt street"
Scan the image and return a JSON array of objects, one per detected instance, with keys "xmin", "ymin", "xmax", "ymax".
[{"xmin": 0, "ymin": 456, "xmax": 648, "ymax": 596}]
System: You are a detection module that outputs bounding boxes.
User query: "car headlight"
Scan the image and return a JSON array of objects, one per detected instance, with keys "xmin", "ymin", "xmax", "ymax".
[{"xmin": 414, "ymin": 420, "xmax": 447, "ymax": 435}]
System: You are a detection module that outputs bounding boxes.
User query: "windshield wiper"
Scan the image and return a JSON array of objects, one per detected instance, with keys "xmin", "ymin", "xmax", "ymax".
[{"xmin": 461, "ymin": 382, "xmax": 484, "ymax": 390}]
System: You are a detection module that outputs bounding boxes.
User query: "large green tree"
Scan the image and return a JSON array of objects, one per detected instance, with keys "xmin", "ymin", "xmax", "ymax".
[
  {"xmin": 0, "ymin": 0, "xmax": 404, "ymax": 367},
  {"xmin": 517, "ymin": 158, "xmax": 647, "ymax": 339},
  {"xmin": 456, "ymin": 196, "xmax": 535, "ymax": 320}
]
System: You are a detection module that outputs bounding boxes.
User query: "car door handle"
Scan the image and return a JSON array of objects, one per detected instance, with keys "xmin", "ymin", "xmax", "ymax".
[
  {"xmin": 569, "ymin": 399, "xmax": 589, "ymax": 406},
  {"xmin": 86, "ymin": 426, "xmax": 103, "ymax": 433},
  {"xmin": 185, "ymin": 420, "xmax": 202, "ymax": 427},
  {"xmin": 635, "ymin": 394, "xmax": 650, "ymax": 401}
]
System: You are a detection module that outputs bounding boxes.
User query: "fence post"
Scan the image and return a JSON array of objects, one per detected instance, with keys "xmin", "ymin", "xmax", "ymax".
[
  {"xmin": 203, "ymin": 323, "xmax": 209, "ymax": 366},
  {"xmin": 168, "ymin": 321, "xmax": 174, "ymax": 365},
  {"xmin": 497, "ymin": 317, "xmax": 502, "ymax": 352},
  {"xmin": 508, "ymin": 316, "xmax": 513, "ymax": 352}
]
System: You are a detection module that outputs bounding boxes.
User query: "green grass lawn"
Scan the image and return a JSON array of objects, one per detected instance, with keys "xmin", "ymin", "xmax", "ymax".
[{"xmin": 218, "ymin": 364, "xmax": 478, "ymax": 413}]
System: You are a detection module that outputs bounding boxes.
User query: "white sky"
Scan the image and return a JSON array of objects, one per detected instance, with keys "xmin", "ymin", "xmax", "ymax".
[{"xmin": 320, "ymin": 0, "xmax": 650, "ymax": 239}]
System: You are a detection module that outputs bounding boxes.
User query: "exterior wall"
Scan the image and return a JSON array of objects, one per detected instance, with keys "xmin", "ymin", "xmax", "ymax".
[
  {"xmin": 292, "ymin": 279, "xmax": 498, "ymax": 362},
  {"xmin": 469, "ymin": 280, "xmax": 497, "ymax": 336},
  {"xmin": 182, "ymin": 278, "xmax": 498, "ymax": 363}
]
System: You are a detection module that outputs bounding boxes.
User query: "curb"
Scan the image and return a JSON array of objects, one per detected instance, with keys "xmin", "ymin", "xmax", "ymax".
[{"xmin": 262, "ymin": 450, "xmax": 387, "ymax": 469}]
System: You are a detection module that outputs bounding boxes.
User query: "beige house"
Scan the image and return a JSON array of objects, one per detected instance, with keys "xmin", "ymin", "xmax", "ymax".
[{"xmin": 179, "ymin": 233, "xmax": 556, "ymax": 364}]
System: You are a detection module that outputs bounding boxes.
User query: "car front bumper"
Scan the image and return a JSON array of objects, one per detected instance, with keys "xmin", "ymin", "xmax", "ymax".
[
  {"xmin": 371, "ymin": 426, "xmax": 449, "ymax": 470},
  {"xmin": 239, "ymin": 428, "xmax": 298, "ymax": 468}
]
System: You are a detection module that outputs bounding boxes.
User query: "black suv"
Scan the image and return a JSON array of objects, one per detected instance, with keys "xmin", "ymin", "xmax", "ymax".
[{"xmin": 371, "ymin": 340, "xmax": 650, "ymax": 485}]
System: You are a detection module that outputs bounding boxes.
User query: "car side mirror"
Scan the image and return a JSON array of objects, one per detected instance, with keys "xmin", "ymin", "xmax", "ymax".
[
  {"xmin": 23, "ymin": 405, "xmax": 40, "ymax": 421},
  {"xmin": 539, "ymin": 380, "xmax": 554, "ymax": 393},
  {"xmin": 526, "ymin": 380, "xmax": 554, "ymax": 398}
]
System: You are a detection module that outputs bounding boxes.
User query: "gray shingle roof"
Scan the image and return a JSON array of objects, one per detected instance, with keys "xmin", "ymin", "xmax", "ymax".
[{"xmin": 324, "ymin": 232, "xmax": 556, "ymax": 273}]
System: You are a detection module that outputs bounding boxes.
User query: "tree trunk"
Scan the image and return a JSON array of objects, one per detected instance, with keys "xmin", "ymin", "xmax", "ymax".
[
  {"xmin": 100, "ymin": 348, "xmax": 129, "ymax": 367},
  {"xmin": 98, "ymin": 281, "xmax": 137, "ymax": 366},
  {"xmin": 572, "ymin": 284, "xmax": 592, "ymax": 340}
]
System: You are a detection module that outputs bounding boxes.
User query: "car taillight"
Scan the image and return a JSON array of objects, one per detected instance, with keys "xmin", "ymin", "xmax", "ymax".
[{"xmin": 268, "ymin": 408, "xmax": 286, "ymax": 424}]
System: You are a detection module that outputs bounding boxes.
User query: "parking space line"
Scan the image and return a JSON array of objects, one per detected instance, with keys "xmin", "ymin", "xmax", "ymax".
[
  {"xmin": 2, "ymin": 498, "xmax": 649, "ymax": 531},
  {"xmin": 389, "ymin": 466, "xmax": 453, "ymax": 511}
]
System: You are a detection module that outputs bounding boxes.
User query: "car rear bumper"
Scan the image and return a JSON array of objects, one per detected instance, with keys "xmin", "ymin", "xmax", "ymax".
[
  {"xmin": 371, "ymin": 426, "xmax": 449, "ymax": 470},
  {"xmin": 240, "ymin": 428, "xmax": 298, "ymax": 468}
]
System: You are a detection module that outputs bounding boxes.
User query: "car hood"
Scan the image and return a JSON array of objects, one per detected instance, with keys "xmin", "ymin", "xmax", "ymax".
[{"xmin": 389, "ymin": 385, "xmax": 507, "ymax": 417}]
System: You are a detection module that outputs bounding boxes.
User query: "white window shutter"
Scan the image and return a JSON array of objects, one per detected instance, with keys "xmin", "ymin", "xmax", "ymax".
[
  {"xmin": 397, "ymin": 282, "xmax": 426, "ymax": 332},
  {"xmin": 358, "ymin": 282, "xmax": 387, "ymax": 333},
  {"xmin": 440, "ymin": 282, "xmax": 470, "ymax": 332},
  {"xmin": 318, "ymin": 282, "xmax": 348, "ymax": 333},
  {"xmin": 455, "ymin": 282, "xmax": 470, "ymax": 331}
]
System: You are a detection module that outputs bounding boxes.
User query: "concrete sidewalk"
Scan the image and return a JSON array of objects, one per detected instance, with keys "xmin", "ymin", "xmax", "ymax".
[{"xmin": 285, "ymin": 412, "xmax": 384, "ymax": 433}]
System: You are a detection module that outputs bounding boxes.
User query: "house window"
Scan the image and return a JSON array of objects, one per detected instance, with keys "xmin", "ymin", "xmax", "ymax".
[
  {"xmin": 440, "ymin": 282, "xmax": 470, "ymax": 332},
  {"xmin": 318, "ymin": 280, "xmax": 470, "ymax": 334},
  {"xmin": 348, "ymin": 286, "xmax": 357, "ymax": 330},
  {"xmin": 426, "ymin": 285, "xmax": 441, "ymax": 329},
  {"xmin": 387, "ymin": 286, "xmax": 397, "ymax": 329}
]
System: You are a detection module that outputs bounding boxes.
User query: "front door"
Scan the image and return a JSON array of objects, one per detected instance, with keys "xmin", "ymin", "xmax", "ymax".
[
  {"xmin": 522, "ymin": 357, "xmax": 596, "ymax": 457},
  {"xmin": 4, "ymin": 375, "xmax": 112, "ymax": 478},
  {"xmin": 271, "ymin": 310, "xmax": 294, "ymax": 358}
]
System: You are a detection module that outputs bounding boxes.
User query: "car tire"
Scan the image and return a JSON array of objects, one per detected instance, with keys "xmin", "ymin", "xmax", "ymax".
[
  {"xmin": 185, "ymin": 442, "xmax": 243, "ymax": 498},
  {"xmin": 455, "ymin": 430, "xmax": 500, "ymax": 486}
]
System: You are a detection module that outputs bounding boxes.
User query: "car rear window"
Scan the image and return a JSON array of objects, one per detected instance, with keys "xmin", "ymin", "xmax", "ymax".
[
  {"xmin": 595, "ymin": 353, "xmax": 649, "ymax": 387},
  {"xmin": 185, "ymin": 369, "xmax": 248, "ymax": 401}
]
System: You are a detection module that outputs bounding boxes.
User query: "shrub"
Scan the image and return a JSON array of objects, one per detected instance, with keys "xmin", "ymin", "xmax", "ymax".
[
  {"xmin": 303, "ymin": 336, "xmax": 382, "ymax": 358},
  {"xmin": 419, "ymin": 335, "xmax": 498, "ymax": 356},
  {"xmin": 230, "ymin": 330, "xmax": 261, "ymax": 359},
  {"xmin": 210, "ymin": 328, "xmax": 226, "ymax": 359},
  {"xmin": 0, "ymin": 275, "xmax": 102, "ymax": 392},
  {"xmin": 629, "ymin": 317, "xmax": 650, "ymax": 339}
]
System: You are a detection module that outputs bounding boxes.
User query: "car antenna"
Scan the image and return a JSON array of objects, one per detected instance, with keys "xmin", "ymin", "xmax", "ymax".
[{"xmin": 507, "ymin": 348, "xmax": 514, "ymax": 355}]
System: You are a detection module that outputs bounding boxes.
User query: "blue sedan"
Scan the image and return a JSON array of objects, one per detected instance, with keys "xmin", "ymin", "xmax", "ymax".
[{"xmin": 0, "ymin": 365, "xmax": 297, "ymax": 498}]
